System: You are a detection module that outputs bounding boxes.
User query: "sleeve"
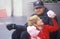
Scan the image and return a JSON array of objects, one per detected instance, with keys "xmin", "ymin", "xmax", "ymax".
[
  {"xmin": 6, "ymin": 24, "xmax": 27, "ymax": 31},
  {"xmin": 15, "ymin": 25, "xmax": 27, "ymax": 30},
  {"xmin": 47, "ymin": 16, "xmax": 58, "ymax": 26},
  {"xmin": 47, "ymin": 18, "xmax": 59, "ymax": 32},
  {"xmin": 54, "ymin": 16, "xmax": 58, "ymax": 22}
]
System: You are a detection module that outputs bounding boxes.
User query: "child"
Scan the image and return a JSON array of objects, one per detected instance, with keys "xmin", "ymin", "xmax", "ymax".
[{"xmin": 27, "ymin": 15, "xmax": 59, "ymax": 39}]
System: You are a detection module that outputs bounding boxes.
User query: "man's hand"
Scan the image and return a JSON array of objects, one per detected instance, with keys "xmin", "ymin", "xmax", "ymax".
[
  {"xmin": 6, "ymin": 24, "xmax": 16, "ymax": 31},
  {"xmin": 47, "ymin": 10, "xmax": 56, "ymax": 18}
]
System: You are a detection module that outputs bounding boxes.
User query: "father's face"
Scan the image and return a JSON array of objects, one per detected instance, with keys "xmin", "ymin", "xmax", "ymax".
[{"xmin": 34, "ymin": 7, "xmax": 44, "ymax": 15}]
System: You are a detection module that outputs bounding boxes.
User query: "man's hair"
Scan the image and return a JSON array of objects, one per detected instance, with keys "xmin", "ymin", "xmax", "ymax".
[{"xmin": 28, "ymin": 15, "xmax": 40, "ymax": 26}]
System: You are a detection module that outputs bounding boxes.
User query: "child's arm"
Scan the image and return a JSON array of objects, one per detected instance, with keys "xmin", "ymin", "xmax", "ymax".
[{"xmin": 47, "ymin": 18, "xmax": 59, "ymax": 32}]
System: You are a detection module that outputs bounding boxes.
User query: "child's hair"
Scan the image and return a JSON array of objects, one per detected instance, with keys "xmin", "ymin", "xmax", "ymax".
[{"xmin": 28, "ymin": 15, "xmax": 40, "ymax": 26}]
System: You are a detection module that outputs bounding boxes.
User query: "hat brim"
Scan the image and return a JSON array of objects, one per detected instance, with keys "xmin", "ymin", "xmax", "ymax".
[{"xmin": 34, "ymin": 5, "xmax": 43, "ymax": 9}]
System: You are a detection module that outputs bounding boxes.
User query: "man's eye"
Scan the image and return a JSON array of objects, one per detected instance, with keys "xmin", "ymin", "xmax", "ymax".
[
  {"xmin": 36, "ymin": 7, "xmax": 42, "ymax": 9},
  {"xmin": 36, "ymin": 8, "xmax": 39, "ymax": 9}
]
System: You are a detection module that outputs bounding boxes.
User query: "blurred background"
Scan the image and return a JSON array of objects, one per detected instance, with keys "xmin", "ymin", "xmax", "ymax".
[{"xmin": 0, "ymin": 0, "xmax": 60, "ymax": 39}]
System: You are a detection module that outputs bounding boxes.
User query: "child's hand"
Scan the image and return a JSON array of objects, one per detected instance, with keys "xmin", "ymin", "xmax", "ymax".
[
  {"xmin": 27, "ymin": 26, "xmax": 40, "ymax": 37},
  {"xmin": 47, "ymin": 10, "xmax": 56, "ymax": 18}
]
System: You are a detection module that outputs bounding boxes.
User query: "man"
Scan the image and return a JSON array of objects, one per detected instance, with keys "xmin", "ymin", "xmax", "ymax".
[
  {"xmin": 6, "ymin": 0, "xmax": 58, "ymax": 39},
  {"xmin": 20, "ymin": 0, "xmax": 58, "ymax": 39}
]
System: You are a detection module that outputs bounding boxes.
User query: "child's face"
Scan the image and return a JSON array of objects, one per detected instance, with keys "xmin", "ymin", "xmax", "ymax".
[
  {"xmin": 36, "ymin": 18, "xmax": 44, "ymax": 26},
  {"xmin": 35, "ymin": 18, "xmax": 44, "ymax": 30}
]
